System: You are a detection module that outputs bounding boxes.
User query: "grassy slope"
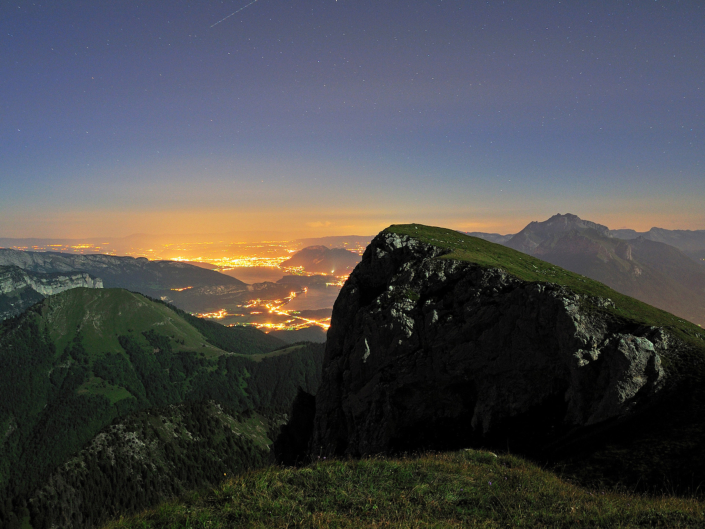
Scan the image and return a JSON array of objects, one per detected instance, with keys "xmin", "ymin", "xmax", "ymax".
[
  {"xmin": 246, "ymin": 343, "xmax": 309, "ymax": 362},
  {"xmin": 40, "ymin": 288, "xmax": 226, "ymax": 359},
  {"xmin": 387, "ymin": 224, "xmax": 705, "ymax": 357},
  {"xmin": 0, "ymin": 289, "xmax": 235, "ymax": 498},
  {"xmin": 35, "ymin": 288, "xmax": 235, "ymax": 409},
  {"xmin": 105, "ymin": 450, "xmax": 705, "ymax": 528}
]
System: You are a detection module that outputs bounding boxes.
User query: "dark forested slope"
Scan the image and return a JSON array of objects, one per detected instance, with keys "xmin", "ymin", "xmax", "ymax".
[{"xmin": 0, "ymin": 288, "xmax": 325, "ymax": 528}]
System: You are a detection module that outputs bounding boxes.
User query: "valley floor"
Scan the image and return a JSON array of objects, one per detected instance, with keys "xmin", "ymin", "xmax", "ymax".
[{"xmin": 103, "ymin": 450, "xmax": 705, "ymax": 528}]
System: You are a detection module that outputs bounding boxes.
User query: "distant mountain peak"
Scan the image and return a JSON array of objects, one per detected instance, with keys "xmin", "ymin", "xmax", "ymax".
[
  {"xmin": 539, "ymin": 213, "xmax": 611, "ymax": 235},
  {"xmin": 506, "ymin": 214, "xmax": 611, "ymax": 255}
]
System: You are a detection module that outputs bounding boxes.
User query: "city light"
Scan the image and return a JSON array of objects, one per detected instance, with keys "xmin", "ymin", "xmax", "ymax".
[
  {"xmin": 197, "ymin": 287, "xmax": 333, "ymax": 331},
  {"xmin": 197, "ymin": 309, "xmax": 229, "ymax": 319},
  {"xmin": 3, "ymin": 238, "xmax": 362, "ymax": 333}
]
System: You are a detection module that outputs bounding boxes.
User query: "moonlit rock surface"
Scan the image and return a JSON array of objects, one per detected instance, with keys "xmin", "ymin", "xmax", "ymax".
[{"xmin": 310, "ymin": 231, "xmax": 669, "ymax": 457}]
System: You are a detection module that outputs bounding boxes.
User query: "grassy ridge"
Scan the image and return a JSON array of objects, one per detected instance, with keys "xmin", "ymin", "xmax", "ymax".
[
  {"xmin": 387, "ymin": 224, "xmax": 705, "ymax": 356},
  {"xmin": 104, "ymin": 450, "xmax": 705, "ymax": 528},
  {"xmin": 40, "ymin": 288, "xmax": 226, "ymax": 358}
]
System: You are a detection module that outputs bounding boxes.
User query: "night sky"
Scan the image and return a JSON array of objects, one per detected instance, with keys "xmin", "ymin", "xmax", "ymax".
[{"xmin": 2, "ymin": 1, "xmax": 703, "ymax": 239}]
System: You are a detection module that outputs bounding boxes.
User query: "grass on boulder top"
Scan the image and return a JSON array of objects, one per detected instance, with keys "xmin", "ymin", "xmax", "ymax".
[
  {"xmin": 103, "ymin": 450, "xmax": 704, "ymax": 528},
  {"xmin": 386, "ymin": 224, "xmax": 705, "ymax": 362}
]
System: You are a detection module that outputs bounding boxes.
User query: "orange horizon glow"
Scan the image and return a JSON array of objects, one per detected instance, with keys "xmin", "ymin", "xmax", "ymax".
[{"xmin": 2, "ymin": 199, "xmax": 705, "ymax": 241}]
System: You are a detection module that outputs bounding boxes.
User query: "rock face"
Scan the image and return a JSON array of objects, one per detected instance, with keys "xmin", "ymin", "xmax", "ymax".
[
  {"xmin": 310, "ymin": 231, "xmax": 670, "ymax": 457},
  {"xmin": 0, "ymin": 265, "xmax": 102, "ymax": 320},
  {"xmin": 0, "ymin": 266, "xmax": 102, "ymax": 296}
]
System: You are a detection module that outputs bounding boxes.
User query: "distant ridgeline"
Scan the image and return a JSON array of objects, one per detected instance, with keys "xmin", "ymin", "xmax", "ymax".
[
  {"xmin": 281, "ymin": 245, "xmax": 361, "ymax": 275},
  {"xmin": 468, "ymin": 213, "xmax": 705, "ymax": 328},
  {"xmin": 0, "ymin": 288, "xmax": 325, "ymax": 529},
  {"xmin": 0, "ymin": 248, "xmax": 250, "ymax": 315}
]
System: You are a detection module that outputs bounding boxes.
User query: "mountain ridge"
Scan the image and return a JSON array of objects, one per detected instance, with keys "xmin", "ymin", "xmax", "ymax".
[
  {"xmin": 502, "ymin": 214, "xmax": 705, "ymax": 326},
  {"xmin": 0, "ymin": 287, "xmax": 324, "ymax": 528},
  {"xmin": 0, "ymin": 248, "xmax": 249, "ymax": 314},
  {"xmin": 281, "ymin": 245, "xmax": 361, "ymax": 275}
]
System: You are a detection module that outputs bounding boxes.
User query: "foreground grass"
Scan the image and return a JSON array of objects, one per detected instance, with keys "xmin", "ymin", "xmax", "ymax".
[{"xmin": 104, "ymin": 451, "xmax": 704, "ymax": 528}]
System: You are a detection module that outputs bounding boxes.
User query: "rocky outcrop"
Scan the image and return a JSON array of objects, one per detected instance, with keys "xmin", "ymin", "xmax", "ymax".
[
  {"xmin": 0, "ymin": 266, "xmax": 102, "ymax": 320},
  {"xmin": 0, "ymin": 266, "xmax": 102, "ymax": 296},
  {"xmin": 310, "ymin": 231, "xmax": 671, "ymax": 458},
  {"xmin": 273, "ymin": 389, "xmax": 317, "ymax": 466}
]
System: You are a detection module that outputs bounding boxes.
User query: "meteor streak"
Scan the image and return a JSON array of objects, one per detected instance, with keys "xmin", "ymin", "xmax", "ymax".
[{"xmin": 210, "ymin": 0, "xmax": 261, "ymax": 28}]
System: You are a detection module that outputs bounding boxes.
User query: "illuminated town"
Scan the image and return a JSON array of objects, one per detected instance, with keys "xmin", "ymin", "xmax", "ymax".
[
  {"xmin": 4, "ymin": 236, "xmax": 368, "ymax": 335},
  {"xmin": 196, "ymin": 288, "xmax": 335, "ymax": 332}
]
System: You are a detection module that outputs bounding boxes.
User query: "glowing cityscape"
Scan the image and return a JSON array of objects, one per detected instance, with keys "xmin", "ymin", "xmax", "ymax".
[
  {"xmin": 196, "ymin": 288, "xmax": 335, "ymax": 332},
  {"xmin": 2, "ymin": 237, "xmax": 366, "ymax": 335}
]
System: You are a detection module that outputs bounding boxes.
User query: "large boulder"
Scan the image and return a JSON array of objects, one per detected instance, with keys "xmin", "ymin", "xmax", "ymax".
[{"xmin": 310, "ymin": 230, "xmax": 674, "ymax": 458}]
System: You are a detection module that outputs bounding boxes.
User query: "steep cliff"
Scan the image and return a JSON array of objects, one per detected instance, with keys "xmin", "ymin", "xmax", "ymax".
[
  {"xmin": 308, "ymin": 224, "xmax": 705, "ymax": 489},
  {"xmin": 0, "ymin": 265, "xmax": 102, "ymax": 320}
]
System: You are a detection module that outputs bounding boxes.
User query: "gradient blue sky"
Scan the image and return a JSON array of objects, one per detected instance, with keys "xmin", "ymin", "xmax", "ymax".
[{"xmin": 2, "ymin": 1, "xmax": 703, "ymax": 239}]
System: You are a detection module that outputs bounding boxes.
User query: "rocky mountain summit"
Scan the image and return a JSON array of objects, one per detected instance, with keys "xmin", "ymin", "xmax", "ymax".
[
  {"xmin": 506, "ymin": 213, "xmax": 611, "ymax": 254},
  {"xmin": 499, "ymin": 214, "xmax": 705, "ymax": 326},
  {"xmin": 300, "ymin": 224, "xmax": 705, "ymax": 489},
  {"xmin": 0, "ymin": 265, "xmax": 102, "ymax": 320}
]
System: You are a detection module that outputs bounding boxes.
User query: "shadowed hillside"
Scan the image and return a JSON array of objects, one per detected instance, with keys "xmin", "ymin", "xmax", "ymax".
[{"xmin": 0, "ymin": 288, "xmax": 325, "ymax": 528}]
